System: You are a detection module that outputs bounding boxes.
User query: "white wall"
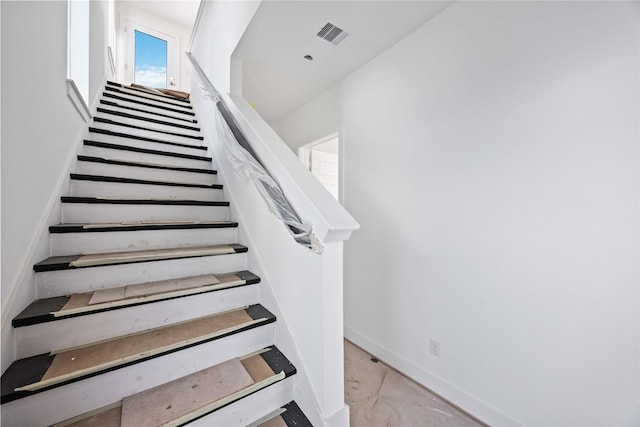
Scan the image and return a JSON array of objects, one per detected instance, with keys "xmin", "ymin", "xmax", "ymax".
[
  {"xmin": 1, "ymin": 0, "xmax": 110, "ymax": 373},
  {"xmin": 115, "ymin": 2, "xmax": 194, "ymax": 91},
  {"xmin": 274, "ymin": 2, "xmax": 640, "ymax": 426}
]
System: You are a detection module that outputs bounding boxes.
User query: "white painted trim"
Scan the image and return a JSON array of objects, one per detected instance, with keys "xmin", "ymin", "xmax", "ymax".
[
  {"xmin": 187, "ymin": 0, "xmax": 206, "ymax": 54},
  {"xmin": 66, "ymin": 79, "xmax": 91, "ymax": 122},
  {"xmin": 107, "ymin": 46, "xmax": 116, "ymax": 80},
  {"xmin": 344, "ymin": 327, "xmax": 525, "ymax": 427}
]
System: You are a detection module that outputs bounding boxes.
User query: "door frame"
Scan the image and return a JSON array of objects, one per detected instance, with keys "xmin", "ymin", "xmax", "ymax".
[
  {"xmin": 124, "ymin": 20, "xmax": 178, "ymax": 88},
  {"xmin": 298, "ymin": 132, "xmax": 342, "ymax": 202}
]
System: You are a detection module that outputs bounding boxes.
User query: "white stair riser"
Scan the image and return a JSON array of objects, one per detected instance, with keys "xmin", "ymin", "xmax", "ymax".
[
  {"xmin": 36, "ymin": 252, "xmax": 247, "ymax": 297},
  {"xmin": 2, "ymin": 326, "xmax": 274, "ymax": 427},
  {"xmin": 76, "ymin": 161, "xmax": 218, "ymax": 185},
  {"xmin": 102, "ymin": 97, "xmax": 196, "ymax": 120},
  {"xmin": 17, "ymin": 284, "xmax": 260, "ymax": 358},
  {"xmin": 81, "ymin": 145, "xmax": 211, "ymax": 169},
  {"xmin": 189, "ymin": 377, "xmax": 295, "ymax": 427},
  {"xmin": 99, "ymin": 104, "xmax": 198, "ymax": 127},
  {"xmin": 70, "ymin": 180, "xmax": 224, "ymax": 202},
  {"xmin": 110, "ymin": 87, "xmax": 193, "ymax": 108},
  {"xmin": 50, "ymin": 227, "xmax": 238, "ymax": 256},
  {"xmin": 105, "ymin": 91, "xmax": 193, "ymax": 113},
  {"xmin": 86, "ymin": 130, "xmax": 206, "ymax": 157},
  {"xmin": 62, "ymin": 202, "xmax": 228, "ymax": 223},
  {"xmin": 94, "ymin": 112, "xmax": 202, "ymax": 138},
  {"xmin": 91, "ymin": 122, "xmax": 203, "ymax": 147}
]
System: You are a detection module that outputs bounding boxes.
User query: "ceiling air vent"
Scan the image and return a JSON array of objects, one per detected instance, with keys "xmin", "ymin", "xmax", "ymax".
[{"xmin": 316, "ymin": 22, "xmax": 348, "ymax": 45}]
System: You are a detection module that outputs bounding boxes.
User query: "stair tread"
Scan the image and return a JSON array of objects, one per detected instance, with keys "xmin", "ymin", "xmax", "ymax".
[
  {"xmin": 1, "ymin": 305, "xmax": 276, "ymax": 403},
  {"xmin": 105, "ymin": 86, "xmax": 193, "ymax": 109},
  {"xmin": 106, "ymin": 81, "xmax": 191, "ymax": 103},
  {"xmin": 49, "ymin": 220, "xmax": 237, "ymax": 233},
  {"xmin": 70, "ymin": 173, "xmax": 222, "ymax": 189},
  {"xmin": 93, "ymin": 117, "xmax": 204, "ymax": 140},
  {"xmin": 13, "ymin": 271, "xmax": 260, "ymax": 327},
  {"xmin": 103, "ymin": 92, "xmax": 196, "ymax": 116},
  {"xmin": 100, "ymin": 100, "xmax": 197, "ymax": 123},
  {"xmin": 61, "ymin": 196, "xmax": 228, "ymax": 206},
  {"xmin": 52, "ymin": 346, "xmax": 295, "ymax": 427},
  {"xmin": 96, "ymin": 107, "xmax": 200, "ymax": 131},
  {"xmin": 86, "ymin": 128, "xmax": 207, "ymax": 151},
  {"xmin": 34, "ymin": 244, "xmax": 247, "ymax": 272},
  {"xmin": 258, "ymin": 402, "xmax": 314, "ymax": 427},
  {"xmin": 77, "ymin": 155, "xmax": 217, "ymax": 174}
]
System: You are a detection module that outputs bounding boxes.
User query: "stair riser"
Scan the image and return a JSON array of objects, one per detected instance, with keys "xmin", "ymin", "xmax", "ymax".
[
  {"xmin": 62, "ymin": 203, "xmax": 228, "ymax": 223},
  {"xmin": 105, "ymin": 90, "xmax": 193, "ymax": 113},
  {"xmin": 91, "ymin": 122, "xmax": 203, "ymax": 146},
  {"xmin": 86, "ymin": 131, "xmax": 206, "ymax": 157},
  {"xmin": 94, "ymin": 112, "xmax": 201, "ymax": 137},
  {"xmin": 2, "ymin": 325, "xmax": 274, "ymax": 427},
  {"xmin": 99, "ymin": 104, "xmax": 197, "ymax": 126},
  {"xmin": 36, "ymin": 252, "xmax": 247, "ymax": 298},
  {"xmin": 189, "ymin": 377, "xmax": 295, "ymax": 427},
  {"xmin": 81, "ymin": 146, "xmax": 211, "ymax": 169},
  {"xmin": 110, "ymin": 87, "xmax": 192, "ymax": 108},
  {"xmin": 17, "ymin": 284, "xmax": 260, "ymax": 358},
  {"xmin": 70, "ymin": 180, "xmax": 224, "ymax": 202},
  {"xmin": 76, "ymin": 161, "xmax": 218, "ymax": 185},
  {"xmin": 50, "ymin": 227, "xmax": 238, "ymax": 256},
  {"xmin": 103, "ymin": 97, "xmax": 195, "ymax": 119}
]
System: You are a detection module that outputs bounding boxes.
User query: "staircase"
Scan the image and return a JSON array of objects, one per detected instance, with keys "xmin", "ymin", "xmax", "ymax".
[{"xmin": 0, "ymin": 82, "xmax": 314, "ymax": 427}]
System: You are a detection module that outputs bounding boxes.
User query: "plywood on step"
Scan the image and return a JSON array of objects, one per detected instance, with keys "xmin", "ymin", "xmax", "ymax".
[
  {"xmin": 56, "ymin": 274, "xmax": 244, "ymax": 317},
  {"xmin": 241, "ymin": 354, "xmax": 275, "ymax": 383},
  {"xmin": 88, "ymin": 287, "xmax": 126, "ymax": 305},
  {"xmin": 54, "ymin": 404, "xmax": 122, "ymax": 427},
  {"xmin": 70, "ymin": 245, "xmax": 234, "ymax": 268},
  {"xmin": 60, "ymin": 293, "xmax": 93, "ymax": 312},
  {"xmin": 38, "ymin": 309, "xmax": 253, "ymax": 385},
  {"xmin": 259, "ymin": 415, "xmax": 288, "ymax": 427},
  {"xmin": 124, "ymin": 274, "xmax": 220, "ymax": 299},
  {"xmin": 120, "ymin": 358, "xmax": 253, "ymax": 427}
]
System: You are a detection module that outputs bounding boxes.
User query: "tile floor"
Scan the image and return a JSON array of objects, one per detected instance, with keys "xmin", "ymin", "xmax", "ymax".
[{"xmin": 344, "ymin": 340, "xmax": 484, "ymax": 427}]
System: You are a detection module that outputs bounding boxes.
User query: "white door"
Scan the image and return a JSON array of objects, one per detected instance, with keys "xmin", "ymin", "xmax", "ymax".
[
  {"xmin": 310, "ymin": 150, "xmax": 339, "ymax": 200},
  {"xmin": 125, "ymin": 21, "xmax": 178, "ymax": 89}
]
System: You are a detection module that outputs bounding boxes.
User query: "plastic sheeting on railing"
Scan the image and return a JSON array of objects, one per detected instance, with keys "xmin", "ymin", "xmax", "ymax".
[{"xmin": 210, "ymin": 95, "xmax": 323, "ymax": 253}]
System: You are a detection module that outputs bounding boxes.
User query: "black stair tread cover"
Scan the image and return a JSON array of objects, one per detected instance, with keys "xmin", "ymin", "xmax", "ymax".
[
  {"xmin": 86, "ymin": 128, "xmax": 207, "ymax": 151},
  {"xmin": 49, "ymin": 221, "xmax": 238, "ymax": 233},
  {"xmin": 281, "ymin": 401, "xmax": 314, "ymax": 427},
  {"xmin": 60, "ymin": 196, "xmax": 228, "ymax": 206},
  {"xmin": 69, "ymin": 173, "xmax": 222, "ymax": 189},
  {"xmin": 97, "ymin": 108, "xmax": 200, "ymax": 131},
  {"xmin": 77, "ymin": 155, "xmax": 217, "ymax": 174},
  {"xmin": 93, "ymin": 117, "xmax": 204, "ymax": 140},
  {"xmin": 100, "ymin": 100, "xmax": 198, "ymax": 123},
  {"xmin": 102, "ymin": 93, "xmax": 195, "ymax": 116}
]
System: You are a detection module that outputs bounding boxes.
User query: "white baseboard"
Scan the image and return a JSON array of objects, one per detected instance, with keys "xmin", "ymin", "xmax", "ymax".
[{"xmin": 344, "ymin": 327, "xmax": 524, "ymax": 427}]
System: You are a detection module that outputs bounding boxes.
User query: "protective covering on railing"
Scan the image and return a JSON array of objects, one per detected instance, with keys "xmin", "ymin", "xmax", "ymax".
[{"xmin": 187, "ymin": 54, "xmax": 322, "ymax": 253}]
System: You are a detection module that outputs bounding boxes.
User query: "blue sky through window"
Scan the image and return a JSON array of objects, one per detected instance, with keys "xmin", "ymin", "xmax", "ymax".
[{"xmin": 134, "ymin": 30, "xmax": 167, "ymax": 88}]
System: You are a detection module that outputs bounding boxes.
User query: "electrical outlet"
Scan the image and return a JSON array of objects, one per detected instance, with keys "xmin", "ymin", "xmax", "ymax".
[{"xmin": 429, "ymin": 338, "xmax": 440, "ymax": 357}]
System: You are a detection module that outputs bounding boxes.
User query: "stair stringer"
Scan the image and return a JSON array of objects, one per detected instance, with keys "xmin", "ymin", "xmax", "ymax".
[{"xmin": 189, "ymin": 84, "xmax": 348, "ymax": 427}]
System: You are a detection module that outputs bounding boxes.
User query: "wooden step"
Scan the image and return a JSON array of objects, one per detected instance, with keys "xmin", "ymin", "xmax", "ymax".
[
  {"xmin": 86, "ymin": 128, "xmax": 206, "ymax": 153},
  {"xmin": 69, "ymin": 174, "xmax": 224, "ymax": 202},
  {"xmin": 16, "ymin": 272, "xmax": 261, "ymax": 358},
  {"xmin": 15, "ymin": 271, "xmax": 259, "ymax": 327},
  {"xmin": 52, "ymin": 346, "xmax": 295, "ymax": 427},
  {"xmin": 93, "ymin": 117, "xmax": 203, "ymax": 141},
  {"xmin": 1, "ymin": 305, "xmax": 276, "ymax": 403},
  {"xmin": 82, "ymin": 140, "xmax": 211, "ymax": 169},
  {"xmin": 102, "ymin": 92, "xmax": 195, "ymax": 117},
  {"xmin": 49, "ymin": 221, "xmax": 238, "ymax": 256},
  {"xmin": 105, "ymin": 86, "xmax": 193, "ymax": 110},
  {"xmin": 100, "ymin": 99, "xmax": 197, "ymax": 124},
  {"xmin": 76, "ymin": 155, "xmax": 217, "ymax": 185},
  {"xmin": 96, "ymin": 107, "xmax": 200, "ymax": 131},
  {"xmin": 34, "ymin": 244, "xmax": 246, "ymax": 272}
]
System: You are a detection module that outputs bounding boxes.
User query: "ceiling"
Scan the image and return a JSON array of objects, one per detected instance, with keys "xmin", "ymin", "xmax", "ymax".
[
  {"xmin": 122, "ymin": 0, "xmax": 200, "ymax": 29},
  {"xmin": 233, "ymin": 1, "xmax": 453, "ymax": 124}
]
